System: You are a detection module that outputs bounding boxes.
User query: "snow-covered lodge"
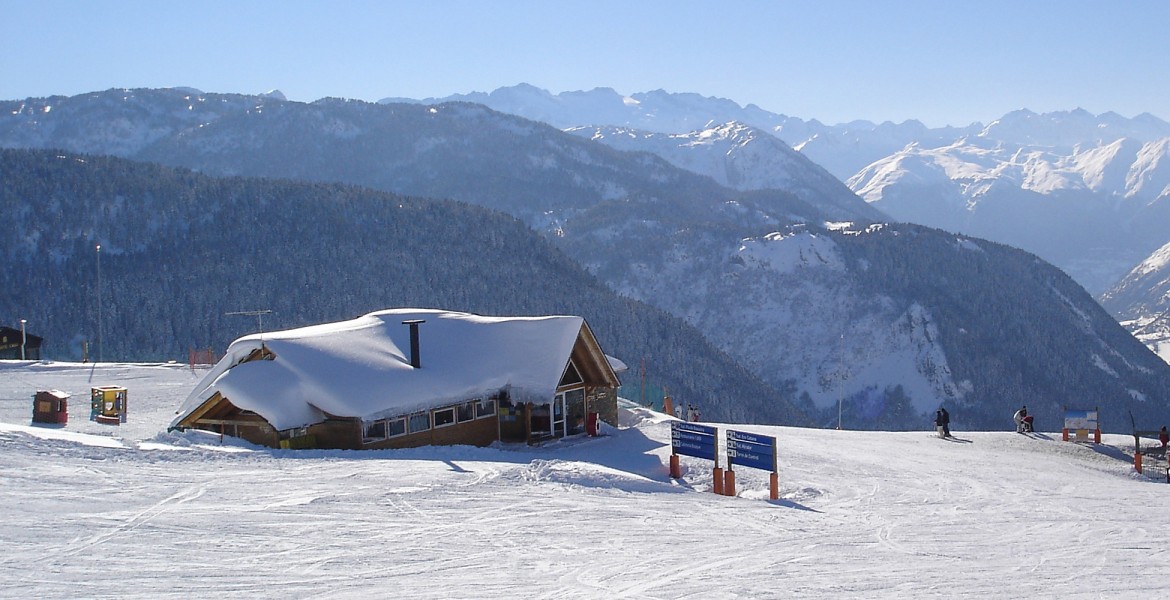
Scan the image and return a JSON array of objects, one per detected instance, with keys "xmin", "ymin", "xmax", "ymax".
[{"xmin": 171, "ymin": 309, "xmax": 623, "ymax": 449}]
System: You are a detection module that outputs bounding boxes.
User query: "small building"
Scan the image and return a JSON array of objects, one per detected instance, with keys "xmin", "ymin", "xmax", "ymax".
[
  {"xmin": 0, "ymin": 326, "xmax": 42, "ymax": 360},
  {"xmin": 32, "ymin": 390, "xmax": 69, "ymax": 424},
  {"xmin": 170, "ymin": 309, "xmax": 623, "ymax": 450},
  {"xmin": 91, "ymin": 386, "xmax": 128, "ymax": 425}
]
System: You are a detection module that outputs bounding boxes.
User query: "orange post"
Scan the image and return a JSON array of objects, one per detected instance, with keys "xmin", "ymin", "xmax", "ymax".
[
  {"xmin": 1135, "ymin": 452, "xmax": 1143, "ymax": 473},
  {"xmin": 663, "ymin": 395, "xmax": 674, "ymax": 416},
  {"xmin": 713, "ymin": 467, "xmax": 724, "ymax": 495},
  {"xmin": 1062, "ymin": 428, "xmax": 1069, "ymax": 441},
  {"xmin": 670, "ymin": 454, "xmax": 681, "ymax": 479},
  {"xmin": 723, "ymin": 469, "xmax": 736, "ymax": 497},
  {"xmin": 1094, "ymin": 429, "xmax": 1101, "ymax": 444},
  {"xmin": 769, "ymin": 472, "xmax": 779, "ymax": 500}
]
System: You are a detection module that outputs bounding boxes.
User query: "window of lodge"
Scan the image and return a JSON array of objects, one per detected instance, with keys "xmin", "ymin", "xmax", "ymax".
[
  {"xmin": 363, "ymin": 420, "xmax": 387, "ymax": 441},
  {"xmin": 409, "ymin": 412, "xmax": 429, "ymax": 434},
  {"xmin": 476, "ymin": 398, "xmax": 497, "ymax": 419},
  {"xmin": 433, "ymin": 407, "xmax": 456, "ymax": 428}
]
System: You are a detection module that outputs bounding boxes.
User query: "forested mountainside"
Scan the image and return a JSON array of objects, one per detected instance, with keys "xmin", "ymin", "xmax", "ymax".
[
  {"xmin": 1100, "ymin": 240, "xmax": 1170, "ymax": 350},
  {"xmin": 6, "ymin": 89, "xmax": 1170, "ymax": 431},
  {"xmin": 557, "ymin": 208, "xmax": 1170, "ymax": 433},
  {"xmin": 0, "ymin": 149, "xmax": 806, "ymax": 425}
]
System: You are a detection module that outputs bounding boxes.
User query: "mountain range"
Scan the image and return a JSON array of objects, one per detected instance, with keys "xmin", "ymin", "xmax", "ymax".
[
  {"xmin": 3, "ymin": 88, "xmax": 1170, "ymax": 430},
  {"xmin": 411, "ymin": 85, "xmax": 1170, "ymax": 297}
]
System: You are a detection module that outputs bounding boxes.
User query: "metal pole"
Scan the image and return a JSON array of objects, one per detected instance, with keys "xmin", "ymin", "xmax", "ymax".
[
  {"xmin": 20, "ymin": 319, "xmax": 27, "ymax": 360},
  {"xmin": 96, "ymin": 244, "xmax": 103, "ymax": 363},
  {"xmin": 837, "ymin": 334, "xmax": 843, "ymax": 430},
  {"xmin": 227, "ymin": 310, "xmax": 274, "ymax": 343}
]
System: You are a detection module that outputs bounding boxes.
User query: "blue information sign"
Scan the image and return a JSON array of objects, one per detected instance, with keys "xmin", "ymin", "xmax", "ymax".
[
  {"xmin": 726, "ymin": 429, "xmax": 776, "ymax": 472},
  {"xmin": 671, "ymin": 421, "xmax": 718, "ymax": 461}
]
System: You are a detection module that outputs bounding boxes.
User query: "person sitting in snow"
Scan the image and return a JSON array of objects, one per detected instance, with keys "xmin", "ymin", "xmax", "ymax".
[
  {"xmin": 1013, "ymin": 406, "xmax": 1028, "ymax": 433},
  {"xmin": 1022, "ymin": 414, "xmax": 1034, "ymax": 433}
]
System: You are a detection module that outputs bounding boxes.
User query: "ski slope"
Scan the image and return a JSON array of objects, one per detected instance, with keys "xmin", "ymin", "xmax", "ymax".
[{"xmin": 1, "ymin": 361, "xmax": 1168, "ymax": 599}]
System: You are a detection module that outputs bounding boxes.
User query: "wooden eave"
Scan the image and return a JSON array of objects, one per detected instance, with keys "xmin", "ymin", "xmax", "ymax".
[
  {"xmin": 568, "ymin": 320, "xmax": 620, "ymax": 388},
  {"xmin": 175, "ymin": 392, "xmax": 246, "ymax": 429}
]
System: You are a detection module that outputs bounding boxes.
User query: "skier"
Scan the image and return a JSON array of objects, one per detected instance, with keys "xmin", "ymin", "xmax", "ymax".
[
  {"xmin": 934, "ymin": 409, "xmax": 947, "ymax": 438},
  {"xmin": 1022, "ymin": 414, "xmax": 1034, "ymax": 433},
  {"xmin": 1159, "ymin": 426, "xmax": 1168, "ymax": 449},
  {"xmin": 1013, "ymin": 406, "xmax": 1028, "ymax": 433},
  {"xmin": 941, "ymin": 407, "xmax": 951, "ymax": 437}
]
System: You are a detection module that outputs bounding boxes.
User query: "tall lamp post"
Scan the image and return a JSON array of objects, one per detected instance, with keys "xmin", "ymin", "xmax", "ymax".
[
  {"xmin": 837, "ymin": 333, "xmax": 844, "ymax": 430},
  {"xmin": 20, "ymin": 319, "xmax": 27, "ymax": 360},
  {"xmin": 96, "ymin": 244, "xmax": 104, "ymax": 363}
]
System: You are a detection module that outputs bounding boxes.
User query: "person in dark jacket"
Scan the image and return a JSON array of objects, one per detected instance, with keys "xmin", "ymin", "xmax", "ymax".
[
  {"xmin": 935, "ymin": 409, "xmax": 947, "ymax": 438},
  {"xmin": 941, "ymin": 407, "xmax": 951, "ymax": 437}
]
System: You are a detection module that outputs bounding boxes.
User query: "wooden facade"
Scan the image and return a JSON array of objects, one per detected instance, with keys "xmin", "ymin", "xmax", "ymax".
[{"xmin": 0, "ymin": 327, "xmax": 42, "ymax": 360}]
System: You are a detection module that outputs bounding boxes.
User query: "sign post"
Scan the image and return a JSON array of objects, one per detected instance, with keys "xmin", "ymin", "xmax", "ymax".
[
  {"xmin": 726, "ymin": 429, "xmax": 779, "ymax": 500},
  {"xmin": 1063, "ymin": 408, "xmax": 1100, "ymax": 443},
  {"xmin": 670, "ymin": 421, "xmax": 721, "ymax": 493}
]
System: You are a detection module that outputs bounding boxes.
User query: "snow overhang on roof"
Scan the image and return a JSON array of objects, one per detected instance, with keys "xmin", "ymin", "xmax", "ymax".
[{"xmin": 173, "ymin": 309, "xmax": 587, "ymax": 431}]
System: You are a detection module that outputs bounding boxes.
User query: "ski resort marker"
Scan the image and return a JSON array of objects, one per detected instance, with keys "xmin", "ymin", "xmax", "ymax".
[
  {"xmin": 1062, "ymin": 408, "xmax": 1100, "ymax": 443},
  {"xmin": 725, "ymin": 429, "xmax": 779, "ymax": 500},
  {"xmin": 669, "ymin": 421, "xmax": 723, "ymax": 494}
]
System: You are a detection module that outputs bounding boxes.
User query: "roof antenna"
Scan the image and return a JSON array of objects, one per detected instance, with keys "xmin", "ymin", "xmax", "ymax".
[{"xmin": 227, "ymin": 310, "xmax": 274, "ymax": 346}]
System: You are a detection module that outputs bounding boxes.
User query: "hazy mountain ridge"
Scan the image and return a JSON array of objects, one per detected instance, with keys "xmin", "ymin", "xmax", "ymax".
[
  {"xmin": 564, "ymin": 122, "xmax": 884, "ymax": 222},
  {"xmin": 848, "ymin": 129, "xmax": 1170, "ymax": 293},
  {"xmin": 388, "ymin": 83, "xmax": 981, "ymax": 180}
]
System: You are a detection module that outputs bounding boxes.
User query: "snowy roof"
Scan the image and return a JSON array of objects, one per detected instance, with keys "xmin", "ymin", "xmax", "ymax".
[{"xmin": 174, "ymin": 309, "xmax": 603, "ymax": 431}]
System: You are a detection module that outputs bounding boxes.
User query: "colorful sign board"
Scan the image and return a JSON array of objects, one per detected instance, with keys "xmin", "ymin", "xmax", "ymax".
[
  {"xmin": 727, "ymin": 429, "xmax": 776, "ymax": 472},
  {"xmin": 1064, "ymin": 409, "xmax": 1098, "ymax": 431},
  {"xmin": 671, "ymin": 421, "xmax": 718, "ymax": 461}
]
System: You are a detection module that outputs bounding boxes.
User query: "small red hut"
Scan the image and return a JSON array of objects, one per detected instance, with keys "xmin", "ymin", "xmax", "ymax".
[{"xmin": 32, "ymin": 390, "xmax": 69, "ymax": 425}]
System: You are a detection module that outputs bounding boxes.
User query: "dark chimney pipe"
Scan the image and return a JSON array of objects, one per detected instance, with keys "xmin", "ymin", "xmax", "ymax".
[{"xmin": 402, "ymin": 319, "xmax": 425, "ymax": 368}]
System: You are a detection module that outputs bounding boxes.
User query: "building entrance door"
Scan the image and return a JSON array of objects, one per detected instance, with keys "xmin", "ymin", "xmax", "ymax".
[{"xmin": 553, "ymin": 393, "xmax": 566, "ymax": 438}]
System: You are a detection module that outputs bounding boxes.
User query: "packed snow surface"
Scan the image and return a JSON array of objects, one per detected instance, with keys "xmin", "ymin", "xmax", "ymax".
[{"xmin": 2, "ymin": 361, "xmax": 1169, "ymax": 599}]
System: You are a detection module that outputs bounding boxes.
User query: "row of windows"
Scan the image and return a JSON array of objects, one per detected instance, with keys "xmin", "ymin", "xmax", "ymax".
[{"xmin": 363, "ymin": 398, "xmax": 498, "ymax": 444}]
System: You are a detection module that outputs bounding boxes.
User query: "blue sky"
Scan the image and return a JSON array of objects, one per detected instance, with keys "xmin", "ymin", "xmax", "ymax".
[{"xmin": 3, "ymin": 0, "xmax": 1168, "ymax": 127}]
